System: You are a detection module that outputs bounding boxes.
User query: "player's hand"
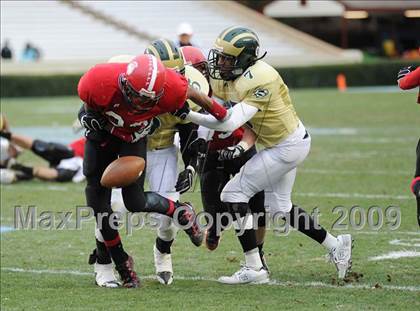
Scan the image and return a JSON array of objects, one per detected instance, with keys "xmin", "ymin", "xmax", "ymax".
[
  {"xmin": 218, "ymin": 144, "xmax": 245, "ymax": 161},
  {"xmin": 188, "ymin": 138, "xmax": 208, "ymax": 157},
  {"xmin": 80, "ymin": 111, "xmax": 107, "ymax": 131},
  {"xmin": 397, "ymin": 66, "xmax": 413, "ymax": 81},
  {"xmin": 172, "ymin": 102, "xmax": 190, "ymax": 120},
  {"xmin": 175, "ymin": 165, "xmax": 195, "ymax": 194},
  {"xmin": 0, "ymin": 130, "xmax": 11, "ymax": 140}
]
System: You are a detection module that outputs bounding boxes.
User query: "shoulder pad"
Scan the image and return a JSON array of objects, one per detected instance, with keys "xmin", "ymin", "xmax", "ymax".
[
  {"xmin": 185, "ymin": 65, "xmax": 210, "ymax": 111},
  {"xmin": 234, "ymin": 61, "xmax": 279, "ymax": 93}
]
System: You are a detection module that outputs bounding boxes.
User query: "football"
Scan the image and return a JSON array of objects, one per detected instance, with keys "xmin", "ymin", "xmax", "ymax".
[{"xmin": 100, "ymin": 156, "xmax": 145, "ymax": 188}]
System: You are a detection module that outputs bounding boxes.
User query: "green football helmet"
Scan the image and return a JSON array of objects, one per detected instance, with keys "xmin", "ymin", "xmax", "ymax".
[
  {"xmin": 145, "ymin": 39, "xmax": 185, "ymax": 74},
  {"xmin": 208, "ymin": 26, "xmax": 265, "ymax": 81}
]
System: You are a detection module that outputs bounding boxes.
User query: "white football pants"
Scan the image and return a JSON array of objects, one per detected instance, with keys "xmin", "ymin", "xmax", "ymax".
[
  {"xmin": 109, "ymin": 145, "xmax": 180, "ymax": 241},
  {"xmin": 221, "ymin": 121, "xmax": 311, "ymax": 217}
]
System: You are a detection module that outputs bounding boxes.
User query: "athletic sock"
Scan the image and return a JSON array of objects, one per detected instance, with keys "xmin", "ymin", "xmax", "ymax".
[
  {"xmin": 321, "ymin": 232, "xmax": 338, "ymax": 251},
  {"xmin": 244, "ymin": 248, "xmax": 263, "ymax": 270},
  {"xmin": 257, "ymin": 242, "xmax": 264, "ymax": 254},
  {"xmin": 96, "ymin": 239, "xmax": 112, "ymax": 264},
  {"xmin": 285, "ymin": 205, "xmax": 332, "ymax": 245},
  {"xmin": 103, "ymin": 234, "xmax": 128, "ymax": 265},
  {"xmin": 237, "ymin": 228, "xmax": 257, "ymax": 253},
  {"xmin": 156, "ymin": 237, "xmax": 174, "ymax": 254}
]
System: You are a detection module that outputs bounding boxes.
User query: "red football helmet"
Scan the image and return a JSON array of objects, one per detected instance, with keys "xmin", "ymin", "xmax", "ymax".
[
  {"xmin": 180, "ymin": 46, "xmax": 209, "ymax": 80},
  {"xmin": 119, "ymin": 54, "xmax": 166, "ymax": 112}
]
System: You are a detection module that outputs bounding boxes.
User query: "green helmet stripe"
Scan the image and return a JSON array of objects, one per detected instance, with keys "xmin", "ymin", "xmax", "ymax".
[
  {"xmin": 154, "ymin": 39, "xmax": 170, "ymax": 60},
  {"xmin": 222, "ymin": 27, "xmax": 257, "ymax": 43}
]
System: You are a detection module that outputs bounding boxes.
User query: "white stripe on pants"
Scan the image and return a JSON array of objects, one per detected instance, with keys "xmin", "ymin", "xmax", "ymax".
[{"xmin": 220, "ymin": 122, "xmax": 311, "ymax": 215}]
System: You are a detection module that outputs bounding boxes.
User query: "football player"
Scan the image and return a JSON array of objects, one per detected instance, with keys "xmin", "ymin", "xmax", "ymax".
[
  {"xmin": 78, "ymin": 53, "xmax": 226, "ymax": 288},
  {"xmin": 0, "ymin": 128, "xmax": 85, "ymax": 183},
  {"xmin": 144, "ymin": 40, "xmax": 210, "ymax": 285},
  {"xmin": 397, "ymin": 65, "xmax": 420, "ymax": 226},
  {"xmin": 181, "ymin": 26, "xmax": 353, "ymax": 283},
  {"xmin": 175, "ymin": 46, "xmax": 269, "ymax": 270}
]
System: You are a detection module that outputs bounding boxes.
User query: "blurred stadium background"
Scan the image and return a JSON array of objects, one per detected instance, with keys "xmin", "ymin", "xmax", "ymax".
[{"xmin": 1, "ymin": 0, "xmax": 419, "ymax": 91}]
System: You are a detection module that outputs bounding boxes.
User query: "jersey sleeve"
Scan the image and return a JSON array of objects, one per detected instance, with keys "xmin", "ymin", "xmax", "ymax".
[
  {"xmin": 77, "ymin": 64, "xmax": 120, "ymax": 110},
  {"xmin": 399, "ymin": 67, "xmax": 420, "ymax": 90},
  {"xmin": 160, "ymin": 69, "xmax": 189, "ymax": 112}
]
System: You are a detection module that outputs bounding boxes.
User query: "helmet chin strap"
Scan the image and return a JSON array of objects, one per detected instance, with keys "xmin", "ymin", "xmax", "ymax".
[{"xmin": 255, "ymin": 51, "xmax": 267, "ymax": 62}]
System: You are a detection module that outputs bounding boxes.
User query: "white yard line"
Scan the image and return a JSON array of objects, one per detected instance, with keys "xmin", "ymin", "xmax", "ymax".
[
  {"xmin": 300, "ymin": 168, "xmax": 409, "ymax": 176},
  {"xmin": 368, "ymin": 251, "xmax": 420, "ymax": 261},
  {"xmin": 1, "ymin": 267, "xmax": 419, "ymax": 292},
  {"xmin": 294, "ymin": 192, "xmax": 411, "ymax": 200}
]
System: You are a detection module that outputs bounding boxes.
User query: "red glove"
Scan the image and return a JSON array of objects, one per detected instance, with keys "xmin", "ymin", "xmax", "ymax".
[{"xmin": 208, "ymin": 99, "xmax": 228, "ymax": 120}]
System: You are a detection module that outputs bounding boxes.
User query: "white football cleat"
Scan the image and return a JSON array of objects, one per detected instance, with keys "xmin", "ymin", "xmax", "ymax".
[
  {"xmin": 218, "ymin": 266, "xmax": 269, "ymax": 285},
  {"xmin": 94, "ymin": 263, "xmax": 121, "ymax": 288},
  {"xmin": 328, "ymin": 234, "xmax": 353, "ymax": 279},
  {"xmin": 153, "ymin": 244, "xmax": 173, "ymax": 285}
]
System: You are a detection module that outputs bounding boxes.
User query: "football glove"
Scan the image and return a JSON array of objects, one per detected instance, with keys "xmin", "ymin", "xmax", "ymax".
[
  {"xmin": 171, "ymin": 102, "xmax": 190, "ymax": 120},
  {"xmin": 397, "ymin": 66, "xmax": 413, "ymax": 81},
  {"xmin": 188, "ymin": 138, "xmax": 208, "ymax": 157},
  {"xmin": 80, "ymin": 111, "xmax": 107, "ymax": 131},
  {"xmin": 218, "ymin": 144, "xmax": 245, "ymax": 161},
  {"xmin": 175, "ymin": 165, "xmax": 195, "ymax": 194},
  {"xmin": 0, "ymin": 130, "xmax": 11, "ymax": 140}
]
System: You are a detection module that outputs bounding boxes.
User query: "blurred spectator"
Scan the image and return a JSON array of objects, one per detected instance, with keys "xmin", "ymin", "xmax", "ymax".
[
  {"xmin": 176, "ymin": 22, "xmax": 195, "ymax": 47},
  {"xmin": 382, "ymin": 38, "xmax": 398, "ymax": 58},
  {"xmin": 1, "ymin": 40, "xmax": 13, "ymax": 60},
  {"xmin": 21, "ymin": 42, "xmax": 41, "ymax": 62}
]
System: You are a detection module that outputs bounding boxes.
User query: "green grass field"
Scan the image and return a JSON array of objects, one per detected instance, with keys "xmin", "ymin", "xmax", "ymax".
[{"xmin": 1, "ymin": 88, "xmax": 419, "ymax": 310}]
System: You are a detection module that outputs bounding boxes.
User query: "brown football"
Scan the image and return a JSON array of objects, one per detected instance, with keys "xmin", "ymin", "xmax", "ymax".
[{"xmin": 100, "ymin": 156, "xmax": 145, "ymax": 188}]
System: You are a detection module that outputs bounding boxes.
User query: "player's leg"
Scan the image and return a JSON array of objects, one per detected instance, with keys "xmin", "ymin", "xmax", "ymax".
[
  {"xmin": 84, "ymin": 137, "xmax": 138, "ymax": 288},
  {"xmin": 231, "ymin": 147, "xmax": 268, "ymax": 271},
  {"xmin": 248, "ymin": 190, "xmax": 268, "ymax": 271},
  {"xmin": 3, "ymin": 131, "xmax": 74, "ymax": 166},
  {"xmin": 411, "ymin": 138, "xmax": 420, "ymax": 226},
  {"xmin": 146, "ymin": 146, "xmax": 180, "ymax": 285},
  {"xmin": 120, "ymin": 139, "xmax": 203, "ymax": 247},
  {"xmin": 200, "ymin": 158, "xmax": 230, "ymax": 250},
  {"xmin": 267, "ymin": 167, "xmax": 352, "ymax": 279}
]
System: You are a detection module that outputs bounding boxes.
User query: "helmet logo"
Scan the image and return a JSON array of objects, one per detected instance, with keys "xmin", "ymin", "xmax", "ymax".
[{"xmin": 126, "ymin": 61, "xmax": 138, "ymax": 75}]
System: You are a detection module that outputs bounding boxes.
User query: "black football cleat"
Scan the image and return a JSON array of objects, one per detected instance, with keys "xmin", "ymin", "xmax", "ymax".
[
  {"xmin": 177, "ymin": 202, "xmax": 203, "ymax": 247},
  {"xmin": 205, "ymin": 229, "xmax": 220, "ymax": 251},
  {"xmin": 115, "ymin": 256, "xmax": 140, "ymax": 288}
]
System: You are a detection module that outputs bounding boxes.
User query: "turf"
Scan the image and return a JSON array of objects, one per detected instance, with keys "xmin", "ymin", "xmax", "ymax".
[{"xmin": 1, "ymin": 89, "xmax": 420, "ymax": 310}]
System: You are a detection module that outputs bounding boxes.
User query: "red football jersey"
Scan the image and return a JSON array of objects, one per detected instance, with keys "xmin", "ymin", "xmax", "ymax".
[
  {"xmin": 78, "ymin": 63, "xmax": 188, "ymax": 142},
  {"xmin": 208, "ymin": 128, "xmax": 244, "ymax": 151}
]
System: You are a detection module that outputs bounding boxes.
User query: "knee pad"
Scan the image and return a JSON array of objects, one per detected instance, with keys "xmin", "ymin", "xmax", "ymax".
[
  {"xmin": 227, "ymin": 202, "xmax": 253, "ymax": 230},
  {"xmin": 56, "ymin": 168, "xmax": 76, "ymax": 182}
]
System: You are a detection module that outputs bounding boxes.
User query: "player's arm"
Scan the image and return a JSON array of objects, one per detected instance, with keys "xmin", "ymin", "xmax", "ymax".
[
  {"xmin": 175, "ymin": 125, "xmax": 212, "ymax": 194},
  {"xmin": 398, "ymin": 67, "xmax": 420, "ymax": 90},
  {"xmin": 218, "ymin": 126, "xmax": 256, "ymax": 161},
  {"xmin": 77, "ymin": 103, "xmax": 107, "ymax": 132},
  {"xmin": 185, "ymin": 101, "xmax": 258, "ymax": 132},
  {"xmin": 186, "ymin": 86, "xmax": 228, "ymax": 121}
]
